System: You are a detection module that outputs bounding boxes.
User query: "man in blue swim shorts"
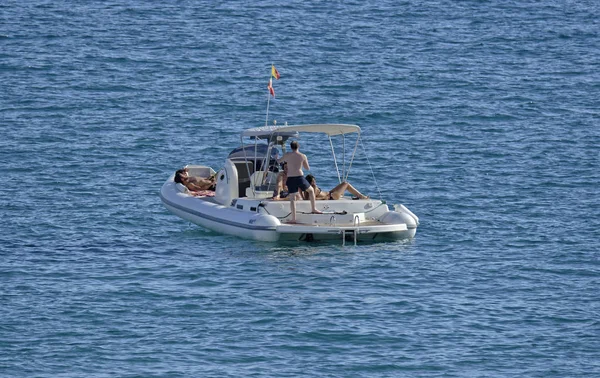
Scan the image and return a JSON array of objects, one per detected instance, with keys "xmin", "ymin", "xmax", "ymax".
[{"xmin": 278, "ymin": 141, "xmax": 322, "ymax": 223}]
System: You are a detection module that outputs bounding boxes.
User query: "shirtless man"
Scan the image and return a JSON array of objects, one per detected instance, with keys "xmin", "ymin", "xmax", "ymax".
[{"xmin": 277, "ymin": 141, "xmax": 322, "ymax": 223}]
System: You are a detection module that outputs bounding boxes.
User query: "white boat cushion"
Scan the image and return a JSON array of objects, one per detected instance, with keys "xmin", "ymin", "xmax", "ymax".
[
  {"xmin": 175, "ymin": 183, "xmax": 189, "ymax": 193},
  {"xmin": 186, "ymin": 166, "xmax": 213, "ymax": 178}
]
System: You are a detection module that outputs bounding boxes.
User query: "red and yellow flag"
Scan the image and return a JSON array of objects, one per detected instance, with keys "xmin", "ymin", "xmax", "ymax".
[
  {"xmin": 268, "ymin": 78, "xmax": 275, "ymax": 97},
  {"xmin": 271, "ymin": 65, "xmax": 280, "ymax": 80}
]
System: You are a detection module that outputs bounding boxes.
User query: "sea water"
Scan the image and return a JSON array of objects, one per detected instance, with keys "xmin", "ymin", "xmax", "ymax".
[{"xmin": 1, "ymin": 1, "xmax": 599, "ymax": 376}]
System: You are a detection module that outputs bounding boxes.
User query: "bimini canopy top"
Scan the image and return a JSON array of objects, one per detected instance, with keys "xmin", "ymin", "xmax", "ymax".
[
  {"xmin": 242, "ymin": 124, "xmax": 361, "ymax": 138},
  {"xmin": 240, "ymin": 123, "xmax": 363, "ymax": 184}
]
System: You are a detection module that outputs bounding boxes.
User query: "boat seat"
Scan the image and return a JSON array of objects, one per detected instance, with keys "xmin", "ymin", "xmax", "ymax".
[
  {"xmin": 250, "ymin": 171, "xmax": 277, "ymax": 190},
  {"xmin": 233, "ymin": 161, "xmax": 254, "ymax": 197}
]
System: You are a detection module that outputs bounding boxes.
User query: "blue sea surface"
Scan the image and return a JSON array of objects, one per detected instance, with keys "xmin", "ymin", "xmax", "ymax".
[{"xmin": 1, "ymin": 1, "xmax": 599, "ymax": 376}]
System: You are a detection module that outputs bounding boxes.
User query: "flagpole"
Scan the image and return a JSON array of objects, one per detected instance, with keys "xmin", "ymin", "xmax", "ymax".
[
  {"xmin": 265, "ymin": 92, "xmax": 270, "ymax": 127},
  {"xmin": 265, "ymin": 64, "xmax": 278, "ymax": 126},
  {"xmin": 265, "ymin": 64, "xmax": 273, "ymax": 126}
]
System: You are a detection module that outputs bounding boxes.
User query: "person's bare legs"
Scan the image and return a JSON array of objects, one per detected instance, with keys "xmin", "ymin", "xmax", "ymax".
[
  {"xmin": 272, "ymin": 178, "xmax": 283, "ymax": 199},
  {"xmin": 304, "ymin": 186, "xmax": 322, "ymax": 213},
  {"xmin": 288, "ymin": 192, "xmax": 298, "ymax": 223},
  {"xmin": 329, "ymin": 181, "xmax": 368, "ymax": 200},
  {"xmin": 343, "ymin": 182, "xmax": 368, "ymax": 199}
]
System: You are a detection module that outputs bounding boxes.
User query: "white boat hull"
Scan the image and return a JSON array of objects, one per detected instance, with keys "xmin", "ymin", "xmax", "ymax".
[
  {"xmin": 160, "ymin": 175, "xmax": 418, "ymax": 243},
  {"xmin": 161, "ymin": 121, "xmax": 420, "ymax": 244}
]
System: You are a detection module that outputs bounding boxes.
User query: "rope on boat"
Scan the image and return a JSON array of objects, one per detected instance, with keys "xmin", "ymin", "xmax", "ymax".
[
  {"xmin": 259, "ymin": 202, "xmax": 351, "ymax": 220},
  {"xmin": 328, "ymin": 135, "xmax": 341, "ymax": 183},
  {"xmin": 359, "ymin": 134, "xmax": 383, "ymax": 200},
  {"xmin": 344, "ymin": 131, "xmax": 361, "ymax": 183},
  {"xmin": 299, "ymin": 210, "xmax": 348, "ymax": 215}
]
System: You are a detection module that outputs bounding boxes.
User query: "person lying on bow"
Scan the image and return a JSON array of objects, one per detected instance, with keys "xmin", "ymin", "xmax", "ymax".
[
  {"xmin": 304, "ymin": 174, "xmax": 368, "ymax": 200},
  {"xmin": 174, "ymin": 168, "xmax": 216, "ymax": 192}
]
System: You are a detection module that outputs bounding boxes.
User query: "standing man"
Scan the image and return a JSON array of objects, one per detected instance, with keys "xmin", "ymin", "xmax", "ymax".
[{"xmin": 278, "ymin": 141, "xmax": 322, "ymax": 223}]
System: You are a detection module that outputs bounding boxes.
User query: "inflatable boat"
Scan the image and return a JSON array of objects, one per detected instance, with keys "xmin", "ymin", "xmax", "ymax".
[{"xmin": 160, "ymin": 124, "xmax": 419, "ymax": 244}]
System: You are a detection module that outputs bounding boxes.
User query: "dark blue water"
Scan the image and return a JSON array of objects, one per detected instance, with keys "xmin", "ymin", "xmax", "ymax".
[{"xmin": 2, "ymin": 1, "xmax": 599, "ymax": 376}]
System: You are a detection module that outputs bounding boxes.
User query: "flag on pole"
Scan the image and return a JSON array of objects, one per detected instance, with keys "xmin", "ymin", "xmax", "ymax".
[
  {"xmin": 271, "ymin": 65, "xmax": 280, "ymax": 80},
  {"xmin": 268, "ymin": 78, "xmax": 275, "ymax": 97}
]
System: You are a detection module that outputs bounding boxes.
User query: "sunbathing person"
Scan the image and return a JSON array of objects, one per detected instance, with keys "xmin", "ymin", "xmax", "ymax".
[
  {"xmin": 175, "ymin": 168, "xmax": 216, "ymax": 192},
  {"xmin": 304, "ymin": 174, "xmax": 368, "ymax": 200},
  {"xmin": 271, "ymin": 163, "xmax": 289, "ymax": 200}
]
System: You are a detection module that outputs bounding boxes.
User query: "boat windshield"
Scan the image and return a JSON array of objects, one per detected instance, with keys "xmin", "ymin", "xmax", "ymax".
[{"xmin": 228, "ymin": 144, "xmax": 280, "ymax": 172}]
